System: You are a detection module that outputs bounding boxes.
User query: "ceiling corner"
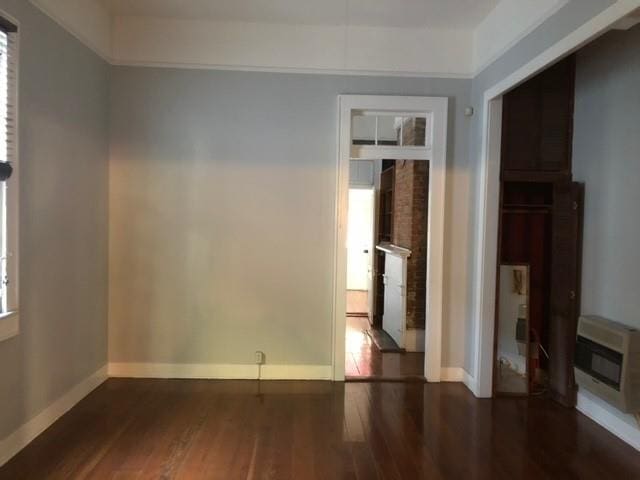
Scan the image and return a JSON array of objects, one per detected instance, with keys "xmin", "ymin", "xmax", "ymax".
[{"xmin": 30, "ymin": 0, "xmax": 114, "ymax": 62}]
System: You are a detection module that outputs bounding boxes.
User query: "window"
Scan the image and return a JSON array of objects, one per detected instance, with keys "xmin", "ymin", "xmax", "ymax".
[
  {"xmin": 350, "ymin": 110, "xmax": 432, "ymax": 161},
  {"xmin": 0, "ymin": 13, "xmax": 18, "ymax": 340}
]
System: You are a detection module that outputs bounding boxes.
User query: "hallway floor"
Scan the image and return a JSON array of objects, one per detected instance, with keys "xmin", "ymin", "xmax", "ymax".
[
  {"xmin": 346, "ymin": 290, "xmax": 368, "ymax": 316},
  {"xmin": 345, "ymin": 316, "xmax": 424, "ymax": 380}
]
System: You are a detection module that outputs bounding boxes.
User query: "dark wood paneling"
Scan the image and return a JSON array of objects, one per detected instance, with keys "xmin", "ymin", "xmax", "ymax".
[
  {"xmin": 496, "ymin": 55, "xmax": 581, "ymax": 404},
  {"xmin": 549, "ymin": 181, "xmax": 585, "ymax": 407},
  {"xmin": 501, "ymin": 56, "xmax": 575, "ymax": 176}
]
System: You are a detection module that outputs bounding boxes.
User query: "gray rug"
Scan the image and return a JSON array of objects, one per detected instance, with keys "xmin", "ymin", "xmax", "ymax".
[{"xmin": 366, "ymin": 328, "xmax": 404, "ymax": 353}]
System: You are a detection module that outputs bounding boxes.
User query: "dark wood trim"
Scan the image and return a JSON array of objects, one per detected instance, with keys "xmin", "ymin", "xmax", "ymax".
[
  {"xmin": 491, "ymin": 182, "xmax": 506, "ymax": 397},
  {"xmin": 548, "ymin": 181, "xmax": 585, "ymax": 407},
  {"xmin": 352, "ymin": 140, "xmax": 398, "ymax": 146},
  {"xmin": 501, "ymin": 170, "xmax": 572, "ymax": 183}
]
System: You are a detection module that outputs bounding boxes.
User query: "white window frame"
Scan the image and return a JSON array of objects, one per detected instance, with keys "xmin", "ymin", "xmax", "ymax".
[
  {"xmin": 333, "ymin": 95, "xmax": 448, "ymax": 382},
  {"xmin": 0, "ymin": 9, "xmax": 19, "ymax": 342}
]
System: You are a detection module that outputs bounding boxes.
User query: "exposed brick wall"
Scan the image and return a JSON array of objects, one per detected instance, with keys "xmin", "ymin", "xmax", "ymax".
[
  {"xmin": 393, "ymin": 161, "xmax": 414, "ymax": 248},
  {"xmin": 409, "ymin": 161, "xmax": 428, "ymax": 330},
  {"xmin": 400, "ymin": 117, "xmax": 426, "ymax": 147},
  {"xmin": 392, "ymin": 160, "xmax": 429, "ymax": 329}
]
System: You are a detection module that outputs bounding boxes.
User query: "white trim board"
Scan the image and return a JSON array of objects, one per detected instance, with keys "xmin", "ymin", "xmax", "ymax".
[
  {"xmin": 111, "ymin": 60, "xmax": 473, "ymax": 79},
  {"xmin": 441, "ymin": 368, "xmax": 464, "ymax": 382},
  {"xmin": 108, "ymin": 363, "xmax": 333, "ymax": 381},
  {"xmin": 577, "ymin": 390, "xmax": 640, "ymax": 451},
  {"xmin": 334, "ymin": 95, "xmax": 448, "ymax": 383},
  {"xmin": 0, "ymin": 365, "xmax": 108, "ymax": 467},
  {"xmin": 462, "ymin": 369, "xmax": 478, "ymax": 394},
  {"xmin": 472, "ymin": 0, "xmax": 640, "ymax": 399},
  {"xmin": 0, "ymin": 312, "xmax": 19, "ymax": 342},
  {"xmin": 440, "ymin": 367, "xmax": 478, "ymax": 393}
]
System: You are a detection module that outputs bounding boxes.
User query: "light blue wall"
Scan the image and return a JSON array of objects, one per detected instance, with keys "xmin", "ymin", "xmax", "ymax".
[
  {"xmin": 573, "ymin": 25, "xmax": 640, "ymax": 331},
  {"xmin": 0, "ymin": 0, "xmax": 110, "ymax": 439},
  {"xmin": 108, "ymin": 67, "xmax": 473, "ymax": 368},
  {"xmin": 572, "ymin": 22, "xmax": 640, "ymax": 439}
]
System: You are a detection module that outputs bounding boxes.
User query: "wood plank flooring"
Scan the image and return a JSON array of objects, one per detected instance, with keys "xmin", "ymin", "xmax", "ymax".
[
  {"xmin": 2, "ymin": 379, "xmax": 640, "ymax": 479},
  {"xmin": 346, "ymin": 290, "xmax": 369, "ymax": 316},
  {"xmin": 346, "ymin": 316, "xmax": 424, "ymax": 380}
]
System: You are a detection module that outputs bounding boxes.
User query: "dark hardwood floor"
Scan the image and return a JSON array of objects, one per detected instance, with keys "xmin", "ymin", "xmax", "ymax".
[{"xmin": 2, "ymin": 379, "xmax": 640, "ymax": 479}]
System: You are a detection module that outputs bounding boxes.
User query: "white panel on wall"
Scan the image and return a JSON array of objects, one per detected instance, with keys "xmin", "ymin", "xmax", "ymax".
[
  {"xmin": 346, "ymin": 189, "xmax": 375, "ymax": 291},
  {"xmin": 349, "ymin": 160, "xmax": 375, "ymax": 187},
  {"xmin": 382, "ymin": 254, "xmax": 406, "ymax": 348}
]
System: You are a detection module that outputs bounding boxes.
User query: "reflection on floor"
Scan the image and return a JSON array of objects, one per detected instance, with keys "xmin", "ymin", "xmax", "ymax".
[
  {"xmin": 4, "ymin": 379, "xmax": 640, "ymax": 479},
  {"xmin": 495, "ymin": 358, "xmax": 528, "ymax": 394},
  {"xmin": 346, "ymin": 316, "xmax": 424, "ymax": 381},
  {"xmin": 346, "ymin": 290, "xmax": 368, "ymax": 316}
]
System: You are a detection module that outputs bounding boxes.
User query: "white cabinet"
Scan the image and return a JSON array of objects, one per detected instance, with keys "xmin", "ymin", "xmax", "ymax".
[{"xmin": 377, "ymin": 244, "xmax": 410, "ymax": 349}]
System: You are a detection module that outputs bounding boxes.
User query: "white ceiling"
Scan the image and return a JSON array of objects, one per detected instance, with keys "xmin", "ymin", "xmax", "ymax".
[
  {"xmin": 103, "ymin": 0, "xmax": 500, "ymax": 29},
  {"xmin": 32, "ymin": 0, "xmax": 568, "ymax": 77}
]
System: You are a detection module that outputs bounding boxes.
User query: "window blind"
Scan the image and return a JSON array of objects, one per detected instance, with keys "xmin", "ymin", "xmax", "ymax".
[{"xmin": 0, "ymin": 18, "xmax": 17, "ymax": 181}]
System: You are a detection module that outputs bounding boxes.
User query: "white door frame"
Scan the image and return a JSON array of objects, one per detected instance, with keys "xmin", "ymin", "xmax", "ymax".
[
  {"xmin": 333, "ymin": 95, "xmax": 448, "ymax": 382},
  {"xmin": 471, "ymin": 0, "xmax": 640, "ymax": 397}
]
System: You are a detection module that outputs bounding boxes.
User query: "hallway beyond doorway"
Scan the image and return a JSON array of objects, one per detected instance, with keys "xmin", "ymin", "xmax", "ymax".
[
  {"xmin": 346, "ymin": 290, "xmax": 368, "ymax": 316},
  {"xmin": 345, "ymin": 316, "xmax": 424, "ymax": 381}
]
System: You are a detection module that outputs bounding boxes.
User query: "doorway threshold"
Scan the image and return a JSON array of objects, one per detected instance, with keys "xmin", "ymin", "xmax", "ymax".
[
  {"xmin": 345, "ymin": 375, "xmax": 426, "ymax": 383},
  {"xmin": 365, "ymin": 328, "xmax": 404, "ymax": 353}
]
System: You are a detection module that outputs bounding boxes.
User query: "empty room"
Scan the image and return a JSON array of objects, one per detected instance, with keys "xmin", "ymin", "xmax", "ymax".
[{"xmin": 1, "ymin": 0, "xmax": 640, "ymax": 478}]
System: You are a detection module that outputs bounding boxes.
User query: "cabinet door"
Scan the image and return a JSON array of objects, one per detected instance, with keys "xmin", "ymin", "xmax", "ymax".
[
  {"xmin": 501, "ymin": 56, "xmax": 575, "ymax": 174},
  {"xmin": 539, "ymin": 58, "xmax": 575, "ymax": 173},
  {"xmin": 382, "ymin": 255, "xmax": 405, "ymax": 348},
  {"xmin": 548, "ymin": 181, "xmax": 584, "ymax": 407},
  {"xmin": 501, "ymin": 77, "xmax": 541, "ymax": 172}
]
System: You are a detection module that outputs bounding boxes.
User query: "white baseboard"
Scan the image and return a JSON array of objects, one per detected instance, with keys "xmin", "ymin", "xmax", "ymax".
[
  {"xmin": 462, "ymin": 370, "xmax": 479, "ymax": 395},
  {"xmin": 577, "ymin": 389, "xmax": 640, "ymax": 451},
  {"xmin": 0, "ymin": 364, "xmax": 108, "ymax": 467},
  {"xmin": 440, "ymin": 367, "xmax": 477, "ymax": 396},
  {"xmin": 260, "ymin": 364, "xmax": 332, "ymax": 380},
  {"xmin": 404, "ymin": 329, "xmax": 425, "ymax": 352},
  {"xmin": 440, "ymin": 367, "xmax": 479, "ymax": 395},
  {"xmin": 108, "ymin": 362, "xmax": 333, "ymax": 381},
  {"xmin": 440, "ymin": 367, "xmax": 464, "ymax": 382}
]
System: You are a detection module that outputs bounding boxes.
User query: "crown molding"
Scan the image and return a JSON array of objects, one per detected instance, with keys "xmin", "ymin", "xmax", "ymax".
[{"xmin": 110, "ymin": 59, "xmax": 473, "ymax": 79}]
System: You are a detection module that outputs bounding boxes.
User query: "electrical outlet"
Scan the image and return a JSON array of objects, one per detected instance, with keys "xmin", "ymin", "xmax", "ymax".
[{"xmin": 255, "ymin": 351, "xmax": 265, "ymax": 365}]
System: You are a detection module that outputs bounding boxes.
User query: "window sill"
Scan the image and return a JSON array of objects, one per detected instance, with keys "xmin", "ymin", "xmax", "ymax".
[{"xmin": 0, "ymin": 310, "xmax": 19, "ymax": 342}]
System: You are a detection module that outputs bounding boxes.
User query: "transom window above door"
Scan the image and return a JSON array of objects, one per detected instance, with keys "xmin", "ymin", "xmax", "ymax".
[{"xmin": 350, "ymin": 110, "xmax": 432, "ymax": 161}]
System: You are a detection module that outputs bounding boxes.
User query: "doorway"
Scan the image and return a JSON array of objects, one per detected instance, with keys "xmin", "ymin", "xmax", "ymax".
[
  {"xmin": 345, "ymin": 158, "xmax": 430, "ymax": 381},
  {"xmin": 333, "ymin": 95, "xmax": 449, "ymax": 382},
  {"xmin": 346, "ymin": 187, "xmax": 375, "ymax": 318}
]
